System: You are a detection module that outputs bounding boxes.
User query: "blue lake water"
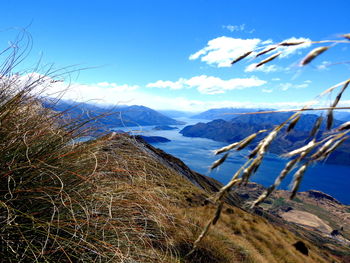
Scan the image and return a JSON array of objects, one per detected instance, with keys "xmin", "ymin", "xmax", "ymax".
[{"xmin": 114, "ymin": 117, "xmax": 350, "ymax": 205}]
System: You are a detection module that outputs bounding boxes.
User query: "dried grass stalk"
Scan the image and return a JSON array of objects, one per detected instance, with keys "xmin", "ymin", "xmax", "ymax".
[
  {"xmin": 255, "ymin": 46, "xmax": 277, "ymax": 58},
  {"xmin": 212, "ymin": 201, "xmax": 224, "ymax": 225},
  {"xmin": 241, "ymin": 156, "xmax": 263, "ymax": 184},
  {"xmin": 231, "ymin": 51, "xmax": 252, "ymax": 65},
  {"xmin": 210, "ymin": 153, "xmax": 229, "ymax": 170},
  {"xmin": 310, "ymin": 137, "xmax": 335, "ymax": 160},
  {"xmin": 326, "ymin": 110, "xmax": 334, "ymax": 130},
  {"xmin": 279, "ymin": 41, "xmax": 305, "ymax": 46},
  {"xmin": 256, "ymin": 52, "xmax": 281, "ymax": 67},
  {"xmin": 342, "ymin": 33, "xmax": 350, "ymax": 40},
  {"xmin": 287, "ymin": 114, "xmax": 301, "ymax": 132},
  {"xmin": 252, "ymin": 158, "xmax": 299, "ymax": 207},
  {"xmin": 290, "ymin": 163, "xmax": 309, "ymax": 199},
  {"xmin": 310, "ymin": 116, "xmax": 323, "ymax": 138},
  {"xmin": 326, "ymin": 80, "xmax": 350, "ymax": 129},
  {"xmin": 337, "ymin": 121, "xmax": 350, "ymax": 131},
  {"xmin": 187, "ymin": 200, "xmax": 225, "ymax": 257},
  {"xmin": 258, "ymin": 130, "xmax": 278, "ymax": 155},
  {"xmin": 236, "ymin": 131, "xmax": 263, "ymax": 151},
  {"xmin": 214, "ymin": 142, "xmax": 239, "ymax": 155},
  {"xmin": 320, "ymin": 79, "xmax": 350, "ymax": 96},
  {"xmin": 214, "ymin": 129, "xmax": 266, "ymax": 155},
  {"xmin": 321, "ymin": 136, "xmax": 348, "ymax": 160},
  {"xmin": 300, "ymin": 46, "xmax": 329, "ymax": 66},
  {"xmin": 282, "ymin": 139, "xmax": 316, "ymax": 157}
]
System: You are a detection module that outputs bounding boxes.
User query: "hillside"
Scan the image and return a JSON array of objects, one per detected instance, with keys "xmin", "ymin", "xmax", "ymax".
[
  {"xmin": 235, "ymin": 182, "xmax": 350, "ymax": 253},
  {"xmin": 93, "ymin": 133, "xmax": 350, "ymax": 262}
]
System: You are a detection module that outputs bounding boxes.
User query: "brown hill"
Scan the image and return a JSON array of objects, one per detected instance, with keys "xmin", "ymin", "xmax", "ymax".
[{"xmin": 91, "ymin": 133, "xmax": 349, "ymax": 262}]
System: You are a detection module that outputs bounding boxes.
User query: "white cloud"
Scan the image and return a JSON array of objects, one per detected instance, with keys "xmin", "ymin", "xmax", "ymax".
[
  {"xmin": 262, "ymin": 88, "xmax": 273, "ymax": 93},
  {"xmin": 317, "ymin": 61, "xmax": 331, "ymax": 71},
  {"xmin": 147, "ymin": 75, "xmax": 267, "ymax": 95},
  {"xmin": 280, "ymin": 83, "xmax": 292, "ymax": 91},
  {"xmin": 15, "ymin": 72, "xmax": 321, "ymax": 113},
  {"xmin": 96, "ymin": 82, "xmax": 139, "ymax": 92},
  {"xmin": 280, "ymin": 81, "xmax": 310, "ymax": 91},
  {"xmin": 146, "ymin": 79, "xmax": 186, "ymax": 90},
  {"xmin": 190, "ymin": 36, "xmax": 312, "ymax": 69},
  {"xmin": 189, "ymin": 36, "xmax": 261, "ymax": 67},
  {"xmin": 222, "ymin": 24, "xmax": 245, "ymax": 32},
  {"xmin": 295, "ymin": 83, "xmax": 309, "ymax": 89}
]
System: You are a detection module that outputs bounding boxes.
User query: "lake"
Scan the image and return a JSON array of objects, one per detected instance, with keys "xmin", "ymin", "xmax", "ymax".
[{"xmin": 114, "ymin": 117, "xmax": 350, "ymax": 205}]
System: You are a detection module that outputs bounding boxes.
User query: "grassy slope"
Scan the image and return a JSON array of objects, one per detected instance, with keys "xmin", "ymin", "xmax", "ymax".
[
  {"xmin": 92, "ymin": 133, "xmax": 341, "ymax": 262},
  {"xmin": 0, "ymin": 86, "xmax": 344, "ymax": 262}
]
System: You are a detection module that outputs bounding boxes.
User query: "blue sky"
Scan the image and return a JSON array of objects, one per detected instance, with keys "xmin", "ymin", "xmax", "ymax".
[{"xmin": 1, "ymin": 0, "xmax": 350, "ymax": 111}]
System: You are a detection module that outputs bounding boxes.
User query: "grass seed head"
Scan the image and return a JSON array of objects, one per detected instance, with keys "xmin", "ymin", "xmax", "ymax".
[
  {"xmin": 282, "ymin": 139, "xmax": 316, "ymax": 158},
  {"xmin": 309, "ymin": 116, "xmax": 323, "ymax": 138},
  {"xmin": 256, "ymin": 52, "xmax": 281, "ymax": 68},
  {"xmin": 342, "ymin": 33, "xmax": 350, "ymax": 40},
  {"xmin": 231, "ymin": 51, "xmax": 253, "ymax": 65},
  {"xmin": 327, "ymin": 80, "xmax": 350, "ymax": 130},
  {"xmin": 279, "ymin": 41, "xmax": 305, "ymax": 46},
  {"xmin": 311, "ymin": 138, "xmax": 335, "ymax": 160},
  {"xmin": 258, "ymin": 130, "xmax": 278, "ymax": 156},
  {"xmin": 287, "ymin": 114, "xmax": 301, "ymax": 132},
  {"xmin": 255, "ymin": 46, "xmax": 277, "ymax": 58},
  {"xmin": 210, "ymin": 153, "xmax": 229, "ymax": 170},
  {"xmin": 214, "ymin": 142, "xmax": 240, "ymax": 155},
  {"xmin": 321, "ymin": 136, "xmax": 348, "ymax": 160},
  {"xmin": 290, "ymin": 163, "xmax": 308, "ymax": 199},
  {"xmin": 337, "ymin": 121, "xmax": 350, "ymax": 131},
  {"xmin": 326, "ymin": 110, "xmax": 334, "ymax": 130},
  {"xmin": 300, "ymin": 46, "xmax": 329, "ymax": 66}
]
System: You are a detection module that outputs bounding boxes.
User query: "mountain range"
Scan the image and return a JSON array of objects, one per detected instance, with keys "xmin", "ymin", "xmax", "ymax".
[
  {"xmin": 180, "ymin": 112, "xmax": 350, "ymax": 165},
  {"xmin": 42, "ymin": 100, "xmax": 184, "ymax": 129},
  {"xmin": 191, "ymin": 107, "xmax": 274, "ymax": 121}
]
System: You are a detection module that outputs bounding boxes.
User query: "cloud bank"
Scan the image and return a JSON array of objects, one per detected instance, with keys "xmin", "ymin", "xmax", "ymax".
[
  {"xmin": 147, "ymin": 75, "xmax": 266, "ymax": 95},
  {"xmin": 190, "ymin": 36, "xmax": 312, "ymax": 70}
]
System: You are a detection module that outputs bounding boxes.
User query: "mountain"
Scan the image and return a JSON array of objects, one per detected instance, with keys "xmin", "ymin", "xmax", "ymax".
[
  {"xmin": 191, "ymin": 107, "xmax": 273, "ymax": 121},
  {"xmin": 43, "ymin": 100, "xmax": 184, "ymax": 128},
  {"xmin": 180, "ymin": 113, "xmax": 349, "ymax": 165}
]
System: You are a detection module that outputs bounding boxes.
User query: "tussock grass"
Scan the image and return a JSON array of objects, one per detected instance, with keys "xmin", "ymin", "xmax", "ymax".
[{"xmin": 0, "ymin": 37, "xmax": 175, "ymax": 262}]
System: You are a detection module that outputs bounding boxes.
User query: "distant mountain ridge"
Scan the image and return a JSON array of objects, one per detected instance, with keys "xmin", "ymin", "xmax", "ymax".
[
  {"xmin": 180, "ymin": 112, "xmax": 350, "ymax": 165},
  {"xmin": 191, "ymin": 107, "xmax": 274, "ymax": 121},
  {"xmin": 43, "ymin": 100, "xmax": 184, "ymax": 128}
]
